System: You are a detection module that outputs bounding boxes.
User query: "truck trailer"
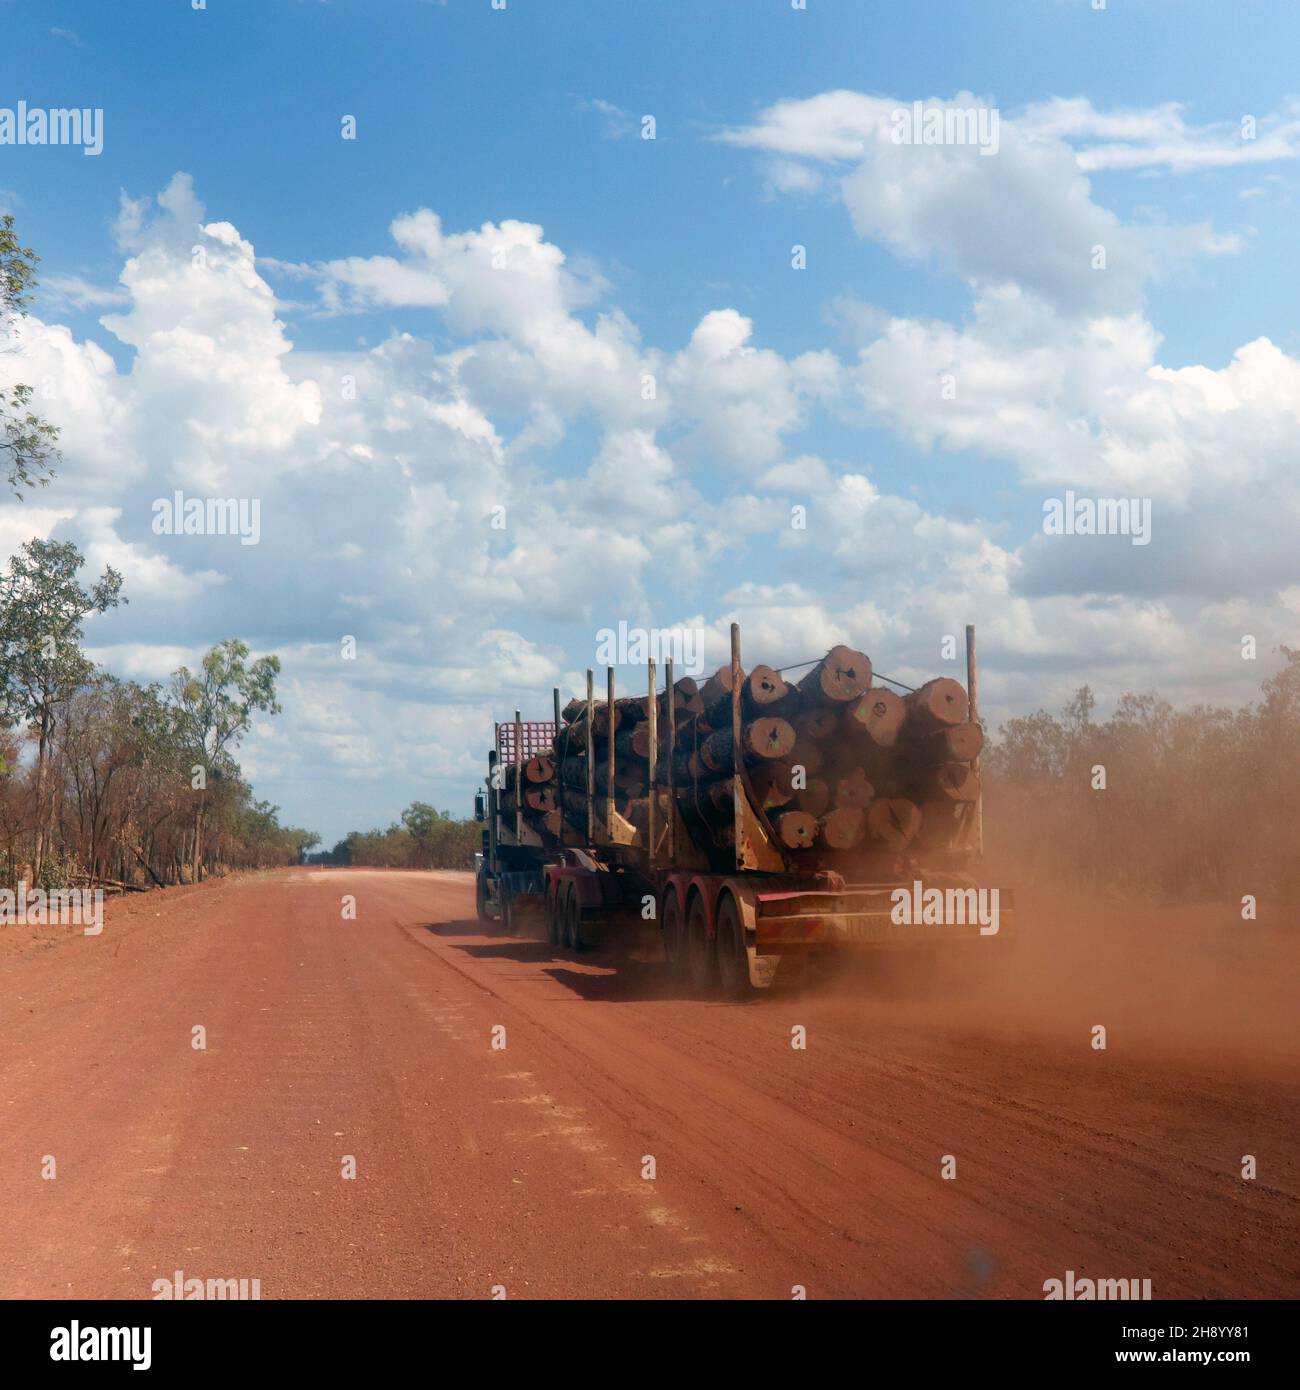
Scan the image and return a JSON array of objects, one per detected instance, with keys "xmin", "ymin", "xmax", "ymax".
[{"xmin": 474, "ymin": 623, "xmax": 1013, "ymax": 997}]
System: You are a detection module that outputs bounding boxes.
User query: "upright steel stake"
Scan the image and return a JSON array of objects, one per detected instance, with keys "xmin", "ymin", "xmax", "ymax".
[
  {"xmin": 514, "ymin": 708, "xmax": 523, "ymax": 844},
  {"xmin": 585, "ymin": 670, "xmax": 595, "ymax": 840},
  {"xmin": 606, "ymin": 667, "xmax": 616, "ymax": 840},
  {"xmin": 647, "ymin": 657, "xmax": 658, "ymax": 867},
  {"xmin": 553, "ymin": 686, "xmax": 563, "ymax": 841},
  {"xmin": 665, "ymin": 657, "xmax": 676, "ymax": 868}
]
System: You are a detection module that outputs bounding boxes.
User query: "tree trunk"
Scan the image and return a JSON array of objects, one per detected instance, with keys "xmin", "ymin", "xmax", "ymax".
[{"xmin": 32, "ymin": 709, "xmax": 51, "ymax": 881}]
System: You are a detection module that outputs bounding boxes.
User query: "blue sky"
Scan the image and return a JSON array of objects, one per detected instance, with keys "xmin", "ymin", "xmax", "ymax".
[{"xmin": 2, "ymin": 0, "xmax": 1298, "ymax": 844}]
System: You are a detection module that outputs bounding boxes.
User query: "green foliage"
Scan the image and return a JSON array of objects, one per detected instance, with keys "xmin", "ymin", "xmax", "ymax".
[
  {"xmin": 985, "ymin": 650, "xmax": 1300, "ymax": 897},
  {"xmin": 0, "ymin": 539, "xmax": 125, "ymax": 733},
  {"xmin": 171, "ymin": 638, "xmax": 281, "ymax": 766},
  {"xmin": 0, "ymin": 548, "xmax": 305, "ymax": 884},
  {"xmin": 312, "ymin": 802, "xmax": 479, "ymax": 870},
  {"xmin": 1, "ymin": 214, "xmax": 60, "ymax": 496}
]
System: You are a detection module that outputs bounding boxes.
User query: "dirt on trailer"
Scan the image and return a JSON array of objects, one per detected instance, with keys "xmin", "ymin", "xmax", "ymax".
[{"xmin": 0, "ymin": 866, "xmax": 1295, "ymax": 1298}]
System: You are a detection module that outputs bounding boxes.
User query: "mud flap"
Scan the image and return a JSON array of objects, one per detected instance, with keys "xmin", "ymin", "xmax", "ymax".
[{"xmin": 747, "ymin": 946, "xmax": 780, "ymax": 989}]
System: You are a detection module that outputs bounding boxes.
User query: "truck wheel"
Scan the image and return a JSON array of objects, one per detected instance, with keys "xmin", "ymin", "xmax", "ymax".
[
  {"xmin": 475, "ymin": 870, "xmax": 490, "ymax": 923},
  {"xmin": 564, "ymin": 887, "xmax": 587, "ymax": 953},
  {"xmin": 499, "ymin": 891, "xmax": 513, "ymax": 935},
  {"xmin": 661, "ymin": 891, "xmax": 685, "ymax": 977},
  {"xmin": 685, "ymin": 895, "xmax": 716, "ymax": 995},
  {"xmin": 545, "ymin": 882, "xmax": 561, "ymax": 945},
  {"xmin": 715, "ymin": 895, "xmax": 755, "ymax": 999}
]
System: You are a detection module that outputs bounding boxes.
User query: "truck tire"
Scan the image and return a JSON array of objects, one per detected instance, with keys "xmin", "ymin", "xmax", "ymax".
[
  {"xmin": 545, "ymin": 882, "xmax": 561, "ymax": 945},
  {"xmin": 685, "ymin": 894, "xmax": 716, "ymax": 995},
  {"xmin": 475, "ymin": 869, "xmax": 490, "ymax": 923},
  {"xmin": 499, "ymin": 890, "xmax": 513, "ymax": 935},
  {"xmin": 564, "ymin": 886, "xmax": 587, "ymax": 953},
  {"xmin": 661, "ymin": 890, "xmax": 686, "ymax": 977},
  {"xmin": 715, "ymin": 895, "xmax": 755, "ymax": 999}
]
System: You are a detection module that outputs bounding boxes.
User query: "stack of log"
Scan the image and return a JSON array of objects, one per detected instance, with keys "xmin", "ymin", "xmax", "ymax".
[{"xmin": 529, "ymin": 645, "xmax": 982, "ymax": 866}]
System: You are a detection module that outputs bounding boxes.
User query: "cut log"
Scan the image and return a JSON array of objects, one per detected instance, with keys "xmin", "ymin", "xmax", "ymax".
[
  {"xmin": 902, "ymin": 721, "xmax": 984, "ymax": 764},
  {"xmin": 904, "ymin": 677, "xmax": 969, "ymax": 733},
  {"xmin": 788, "ymin": 737, "xmax": 825, "ymax": 777},
  {"xmin": 844, "ymin": 687, "xmax": 907, "ymax": 749},
  {"xmin": 818, "ymin": 807, "xmax": 866, "ymax": 850},
  {"xmin": 743, "ymin": 664, "xmax": 795, "ymax": 715},
  {"xmin": 792, "ymin": 777, "xmax": 831, "ymax": 818},
  {"xmin": 699, "ymin": 717, "xmax": 797, "ymax": 772},
  {"xmin": 833, "ymin": 765, "xmax": 875, "ymax": 811},
  {"xmin": 798, "ymin": 646, "xmax": 872, "ymax": 705},
  {"xmin": 672, "ymin": 751, "xmax": 705, "ymax": 783},
  {"xmin": 524, "ymin": 754, "xmax": 555, "ymax": 783},
  {"xmin": 615, "ymin": 724, "xmax": 650, "ymax": 761},
  {"xmin": 700, "ymin": 663, "xmax": 743, "ymax": 725},
  {"xmin": 772, "ymin": 810, "xmax": 818, "ymax": 850},
  {"xmin": 794, "ymin": 708, "xmax": 839, "ymax": 742},
  {"xmin": 928, "ymin": 762, "xmax": 980, "ymax": 803},
  {"xmin": 750, "ymin": 759, "xmax": 795, "ymax": 810},
  {"xmin": 704, "ymin": 779, "xmax": 735, "ymax": 818},
  {"xmin": 866, "ymin": 798, "xmax": 922, "ymax": 851}
]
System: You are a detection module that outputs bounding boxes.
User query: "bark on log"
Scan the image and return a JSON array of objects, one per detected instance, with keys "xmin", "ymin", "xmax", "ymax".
[
  {"xmin": 700, "ymin": 717, "xmax": 797, "ymax": 772},
  {"xmin": 700, "ymin": 661, "xmax": 739, "ymax": 728}
]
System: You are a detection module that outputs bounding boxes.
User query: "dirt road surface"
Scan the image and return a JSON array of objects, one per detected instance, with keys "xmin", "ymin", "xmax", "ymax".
[{"xmin": 1, "ymin": 868, "xmax": 1296, "ymax": 1299}]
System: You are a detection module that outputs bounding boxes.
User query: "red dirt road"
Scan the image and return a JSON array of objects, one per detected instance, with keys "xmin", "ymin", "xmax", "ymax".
[{"xmin": 0, "ymin": 868, "xmax": 1296, "ymax": 1299}]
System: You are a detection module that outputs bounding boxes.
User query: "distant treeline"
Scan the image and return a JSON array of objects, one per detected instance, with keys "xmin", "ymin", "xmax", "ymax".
[
  {"xmin": 984, "ymin": 646, "xmax": 1300, "ymax": 898},
  {"xmin": 306, "ymin": 801, "xmax": 479, "ymax": 870}
]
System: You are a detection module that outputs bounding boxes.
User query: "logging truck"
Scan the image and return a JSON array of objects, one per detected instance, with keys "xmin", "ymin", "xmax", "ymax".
[{"xmin": 473, "ymin": 623, "xmax": 1013, "ymax": 997}]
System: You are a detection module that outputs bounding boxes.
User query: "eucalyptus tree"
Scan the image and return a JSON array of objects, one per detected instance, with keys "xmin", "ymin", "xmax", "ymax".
[
  {"xmin": 170, "ymin": 639, "xmax": 280, "ymax": 880},
  {"xmin": 0, "ymin": 539, "xmax": 124, "ymax": 876},
  {"xmin": 1, "ymin": 214, "xmax": 59, "ymax": 497}
]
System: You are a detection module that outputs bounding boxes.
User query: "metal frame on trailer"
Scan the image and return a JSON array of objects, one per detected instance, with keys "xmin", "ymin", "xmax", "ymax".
[{"xmin": 527, "ymin": 622, "xmax": 996, "ymax": 983}]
